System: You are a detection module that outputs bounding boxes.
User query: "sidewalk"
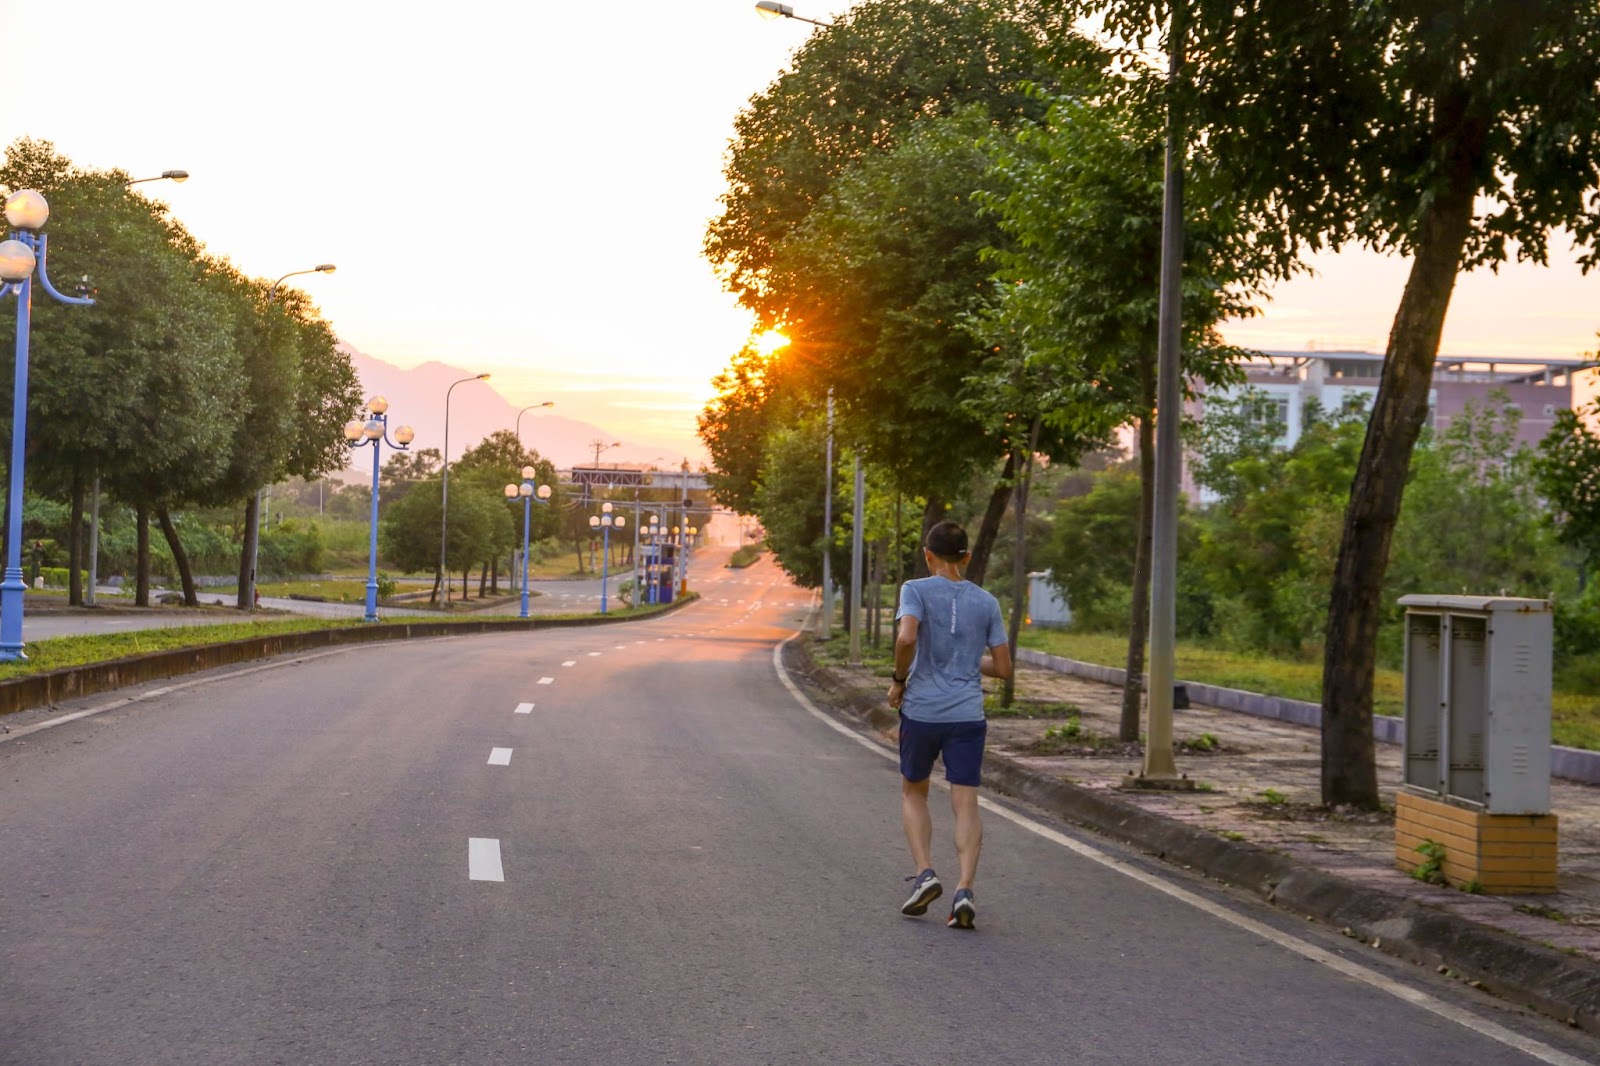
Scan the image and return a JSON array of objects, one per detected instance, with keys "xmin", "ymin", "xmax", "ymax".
[{"xmin": 787, "ymin": 637, "xmax": 1600, "ymax": 1032}]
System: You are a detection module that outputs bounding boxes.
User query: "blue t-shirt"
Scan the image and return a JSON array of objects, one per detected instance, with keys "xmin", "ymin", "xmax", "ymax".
[{"xmin": 896, "ymin": 576, "xmax": 1007, "ymax": 723}]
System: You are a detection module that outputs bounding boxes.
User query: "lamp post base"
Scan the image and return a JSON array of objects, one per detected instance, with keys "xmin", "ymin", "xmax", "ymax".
[{"xmin": 0, "ymin": 570, "xmax": 28, "ymax": 661}]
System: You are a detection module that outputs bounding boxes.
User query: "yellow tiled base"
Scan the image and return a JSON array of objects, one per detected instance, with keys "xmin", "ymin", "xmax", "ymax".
[{"xmin": 1395, "ymin": 790, "xmax": 1558, "ymax": 894}]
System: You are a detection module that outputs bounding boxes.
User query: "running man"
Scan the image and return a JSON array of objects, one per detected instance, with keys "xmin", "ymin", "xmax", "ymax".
[{"xmin": 888, "ymin": 520, "xmax": 1012, "ymax": 930}]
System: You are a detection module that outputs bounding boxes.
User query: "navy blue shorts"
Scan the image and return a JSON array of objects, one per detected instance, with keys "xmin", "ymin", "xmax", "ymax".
[{"xmin": 899, "ymin": 714, "xmax": 987, "ymax": 787}]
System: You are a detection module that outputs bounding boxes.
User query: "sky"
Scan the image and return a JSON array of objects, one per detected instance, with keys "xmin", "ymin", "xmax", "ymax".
[{"xmin": 0, "ymin": 1, "xmax": 1596, "ymax": 462}]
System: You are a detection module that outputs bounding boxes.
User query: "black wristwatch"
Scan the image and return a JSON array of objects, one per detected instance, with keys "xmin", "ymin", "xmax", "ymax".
[{"xmin": 892, "ymin": 673, "xmax": 908, "ymax": 685}]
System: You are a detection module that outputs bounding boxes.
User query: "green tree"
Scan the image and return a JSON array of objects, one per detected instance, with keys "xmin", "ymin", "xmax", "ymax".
[
  {"xmin": 976, "ymin": 85, "xmax": 1263, "ymax": 735},
  {"xmin": 1191, "ymin": 398, "xmax": 1367, "ymax": 658},
  {"xmin": 382, "ymin": 447, "xmax": 441, "ymax": 504},
  {"xmin": 753, "ymin": 417, "xmax": 849, "ymax": 591},
  {"xmin": 1389, "ymin": 398, "xmax": 1571, "ymax": 610},
  {"xmin": 1077, "ymin": 0, "xmax": 1600, "ymax": 806},
  {"xmin": 1534, "ymin": 398, "xmax": 1600, "ymax": 579},
  {"xmin": 707, "ymin": 1, "xmax": 1093, "ymax": 579},
  {"xmin": 0, "ymin": 141, "xmax": 243, "ymax": 606}
]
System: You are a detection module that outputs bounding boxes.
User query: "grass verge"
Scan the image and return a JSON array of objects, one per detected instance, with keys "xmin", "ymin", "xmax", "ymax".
[{"xmin": 1020, "ymin": 628, "xmax": 1600, "ymax": 752}]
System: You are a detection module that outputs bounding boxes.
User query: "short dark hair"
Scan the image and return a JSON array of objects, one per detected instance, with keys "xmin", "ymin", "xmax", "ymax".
[{"xmin": 924, "ymin": 520, "xmax": 969, "ymax": 561}]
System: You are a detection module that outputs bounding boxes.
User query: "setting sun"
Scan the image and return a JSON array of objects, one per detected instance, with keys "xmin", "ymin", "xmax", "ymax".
[{"xmin": 754, "ymin": 329, "xmax": 790, "ymax": 355}]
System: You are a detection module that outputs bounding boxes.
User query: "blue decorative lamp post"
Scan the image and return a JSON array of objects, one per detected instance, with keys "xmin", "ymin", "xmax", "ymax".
[
  {"xmin": 641, "ymin": 515, "xmax": 662, "ymax": 604},
  {"xmin": 587, "ymin": 503, "xmax": 626, "ymax": 614},
  {"xmin": 503, "ymin": 465, "xmax": 552, "ymax": 619},
  {"xmin": 343, "ymin": 396, "xmax": 414, "ymax": 623},
  {"xmin": 680, "ymin": 523, "xmax": 700, "ymax": 597},
  {"xmin": 0, "ymin": 189, "xmax": 93, "ymax": 661}
]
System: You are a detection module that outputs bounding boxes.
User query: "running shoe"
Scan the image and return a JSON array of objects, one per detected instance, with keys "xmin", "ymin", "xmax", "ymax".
[
  {"xmin": 947, "ymin": 888, "xmax": 975, "ymax": 930},
  {"xmin": 900, "ymin": 868, "xmax": 943, "ymax": 916}
]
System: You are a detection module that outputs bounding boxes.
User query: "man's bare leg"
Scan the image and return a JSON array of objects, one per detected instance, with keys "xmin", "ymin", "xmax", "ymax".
[
  {"xmin": 901, "ymin": 777, "xmax": 934, "ymax": 872},
  {"xmin": 950, "ymin": 784, "xmax": 983, "ymax": 890}
]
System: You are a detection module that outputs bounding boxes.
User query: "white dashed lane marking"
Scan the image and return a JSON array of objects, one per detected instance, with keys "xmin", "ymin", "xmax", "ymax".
[
  {"xmin": 515, "ymin": 702, "xmax": 535, "ymax": 714},
  {"xmin": 562, "ymin": 660, "xmax": 576, "ymax": 667},
  {"xmin": 588, "ymin": 652, "xmax": 601, "ymax": 657},
  {"xmin": 488, "ymin": 747, "xmax": 513, "ymax": 766},
  {"xmin": 538, "ymin": 677, "xmax": 555, "ymax": 685},
  {"xmin": 468, "ymin": 838, "xmax": 504, "ymax": 882}
]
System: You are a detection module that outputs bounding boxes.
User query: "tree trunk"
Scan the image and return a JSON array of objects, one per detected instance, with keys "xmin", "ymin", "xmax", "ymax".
[
  {"xmin": 157, "ymin": 507, "xmax": 199, "ymax": 607},
  {"xmin": 1122, "ymin": 360, "xmax": 1158, "ymax": 741},
  {"xmin": 135, "ymin": 504, "xmax": 150, "ymax": 607},
  {"xmin": 914, "ymin": 498, "xmax": 944, "ymax": 578},
  {"xmin": 574, "ymin": 537, "xmax": 586, "ymax": 574},
  {"xmin": 1320, "ymin": 156, "xmax": 1479, "ymax": 809},
  {"xmin": 1003, "ymin": 418, "xmax": 1043, "ymax": 708},
  {"xmin": 430, "ymin": 567, "xmax": 442, "ymax": 606},
  {"xmin": 68, "ymin": 477, "xmax": 83, "ymax": 606},
  {"xmin": 478, "ymin": 560, "xmax": 488, "ymax": 597},
  {"xmin": 967, "ymin": 452, "xmax": 1017, "ymax": 588},
  {"xmin": 236, "ymin": 495, "xmax": 259, "ymax": 610}
]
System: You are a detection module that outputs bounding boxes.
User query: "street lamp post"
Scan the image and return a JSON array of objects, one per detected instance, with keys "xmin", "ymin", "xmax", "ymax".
[
  {"xmin": 642, "ymin": 516, "xmax": 663, "ymax": 604},
  {"xmin": 1137, "ymin": 3, "xmax": 1191, "ymax": 786},
  {"xmin": 438, "ymin": 372, "xmax": 491, "ymax": 604},
  {"xmin": 245, "ymin": 262, "xmax": 338, "ymax": 611},
  {"xmin": 343, "ymin": 396, "xmax": 414, "ymax": 623},
  {"xmin": 680, "ymin": 523, "xmax": 700, "ymax": 596},
  {"xmin": 822, "ymin": 387, "xmax": 834, "ymax": 639},
  {"xmin": 504, "ymin": 466, "xmax": 553, "ymax": 619},
  {"xmin": 849, "ymin": 455, "xmax": 864, "ymax": 665},
  {"xmin": 588, "ymin": 503, "xmax": 626, "ymax": 614},
  {"xmin": 0, "ymin": 189, "xmax": 94, "ymax": 660}
]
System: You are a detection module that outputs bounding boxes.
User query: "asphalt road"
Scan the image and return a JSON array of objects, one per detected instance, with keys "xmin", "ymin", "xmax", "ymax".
[{"xmin": 1, "ymin": 556, "xmax": 1595, "ymax": 1065}]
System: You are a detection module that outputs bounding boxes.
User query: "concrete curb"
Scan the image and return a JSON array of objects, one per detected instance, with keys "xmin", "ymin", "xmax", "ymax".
[
  {"xmin": 1016, "ymin": 648, "xmax": 1600, "ymax": 785},
  {"xmin": 0, "ymin": 595, "xmax": 698, "ymax": 718},
  {"xmin": 787, "ymin": 638, "xmax": 1600, "ymax": 1034}
]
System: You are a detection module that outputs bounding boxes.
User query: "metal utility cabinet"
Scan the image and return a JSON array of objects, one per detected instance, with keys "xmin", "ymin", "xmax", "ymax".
[
  {"xmin": 1400, "ymin": 594, "xmax": 1552, "ymax": 814},
  {"xmin": 1395, "ymin": 594, "xmax": 1558, "ymax": 894}
]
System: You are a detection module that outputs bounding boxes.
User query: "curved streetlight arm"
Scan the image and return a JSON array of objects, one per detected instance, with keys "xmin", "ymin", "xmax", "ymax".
[
  {"xmin": 268, "ymin": 264, "xmax": 336, "ymax": 303},
  {"xmin": 30, "ymin": 236, "xmax": 94, "ymax": 307},
  {"xmin": 755, "ymin": 1, "xmax": 832, "ymax": 26},
  {"xmin": 515, "ymin": 401, "xmax": 554, "ymax": 446},
  {"xmin": 125, "ymin": 170, "xmax": 189, "ymax": 186}
]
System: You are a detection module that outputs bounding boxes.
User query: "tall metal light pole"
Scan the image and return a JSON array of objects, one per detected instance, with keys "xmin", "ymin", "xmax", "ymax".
[
  {"xmin": 848, "ymin": 454, "xmax": 864, "ymax": 665},
  {"xmin": 1136, "ymin": 2, "xmax": 1190, "ymax": 786},
  {"xmin": 0, "ymin": 189, "xmax": 94, "ymax": 660},
  {"xmin": 821, "ymin": 387, "xmax": 834, "ymax": 639},
  {"xmin": 343, "ymin": 396, "xmax": 414, "ymax": 622},
  {"xmin": 504, "ymin": 467, "xmax": 552, "ymax": 618},
  {"xmin": 85, "ymin": 170, "xmax": 190, "ymax": 608},
  {"xmin": 245, "ymin": 262, "xmax": 337, "ymax": 611},
  {"xmin": 439, "ymin": 372, "xmax": 491, "ymax": 604}
]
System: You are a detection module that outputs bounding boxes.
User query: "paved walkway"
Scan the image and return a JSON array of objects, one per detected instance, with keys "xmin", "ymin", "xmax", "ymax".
[{"xmin": 828, "ymin": 658, "xmax": 1600, "ymax": 963}]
